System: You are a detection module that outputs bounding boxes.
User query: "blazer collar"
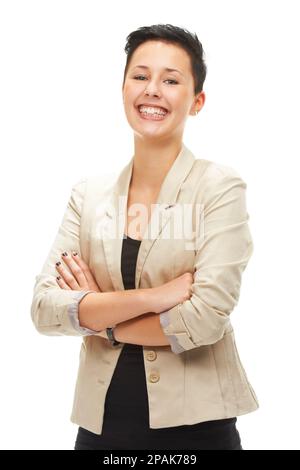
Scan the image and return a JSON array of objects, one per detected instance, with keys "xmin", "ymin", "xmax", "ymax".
[{"xmin": 102, "ymin": 142, "xmax": 195, "ymax": 291}]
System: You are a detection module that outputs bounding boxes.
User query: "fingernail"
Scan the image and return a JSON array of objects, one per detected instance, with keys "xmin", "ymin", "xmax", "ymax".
[
  {"xmin": 62, "ymin": 252, "xmax": 68, "ymax": 257},
  {"xmin": 72, "ymin": 251, "xmax": 78, "ymax": 256},
  {"xmin": 55, "ymin": 261, "xmax": 61, "ymax": 266}
]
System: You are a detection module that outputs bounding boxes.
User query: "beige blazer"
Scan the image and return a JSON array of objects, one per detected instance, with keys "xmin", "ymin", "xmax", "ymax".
[{"xmin": 31, "ymin": 142, "xmax": 259, "ymax": 435}]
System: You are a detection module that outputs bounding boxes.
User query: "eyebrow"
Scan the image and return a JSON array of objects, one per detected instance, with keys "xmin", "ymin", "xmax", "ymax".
[{"xmin": 132, "ymin": 65, "xmax": 184, "ymax": 76}]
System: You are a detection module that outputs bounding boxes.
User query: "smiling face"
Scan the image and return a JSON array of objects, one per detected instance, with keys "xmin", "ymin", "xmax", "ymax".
[{"xmin": 122, "ymin": 40, "xmax": 205, "ymax": 142}]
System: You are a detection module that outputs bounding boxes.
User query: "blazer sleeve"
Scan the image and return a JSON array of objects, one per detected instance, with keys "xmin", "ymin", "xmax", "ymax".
[
  {"xmin": 159, "ymin": 170, "xmax": 254, "ymax": 354},
  {"xmin": 30, "ymin": 178, "xmax": 100, "ymax": 336}
]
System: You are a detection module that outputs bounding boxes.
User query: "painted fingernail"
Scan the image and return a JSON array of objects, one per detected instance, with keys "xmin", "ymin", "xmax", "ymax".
[
  {"xmin": 72, "ymin": 251, "xmax": 78, "ymax": 256},
  {"xmin": 56, "ymin": 276, "xmax": 61, "ymax": 280},
  {"xmin": 62, "ymin": 252, "xmax": 68, "ymax": 257},
  {"xmin": 55, "ymin": 261, "xmax": 61, "ymax": 266}
]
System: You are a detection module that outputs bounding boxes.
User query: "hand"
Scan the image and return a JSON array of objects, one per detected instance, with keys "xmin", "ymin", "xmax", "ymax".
[
  {"xmin": 55, "ymin": 251, "xmax": 102, "ymax": 293},
  {"xmin": 152, "ymin": 272, "xmax": 194, "ymax": 314}
]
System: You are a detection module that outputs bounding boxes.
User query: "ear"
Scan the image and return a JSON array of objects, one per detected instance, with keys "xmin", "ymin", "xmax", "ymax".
[{"xmin": 192, "ymin": 91, "xmax": 206, "ymax": 115}]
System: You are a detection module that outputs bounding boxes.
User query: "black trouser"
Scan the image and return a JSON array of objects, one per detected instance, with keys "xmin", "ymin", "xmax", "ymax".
[{"xmin": 74, "ymin": 424, "xmax": 243, "ymax": 450}]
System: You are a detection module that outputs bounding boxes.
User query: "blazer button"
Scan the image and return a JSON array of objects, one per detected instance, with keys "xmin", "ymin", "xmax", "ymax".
[
  {"xmin": 146, "ymin": 350, "xmax": 157, "ymax": 361},
  {"xmin": 149, "ymin": 372, "xmax": 160, "ymax": 383}
]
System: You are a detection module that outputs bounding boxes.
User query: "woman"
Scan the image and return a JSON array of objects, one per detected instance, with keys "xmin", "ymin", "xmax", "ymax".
[{"xmin": 31, "ymin": 24, "xmax": 259, "ymax": 450}]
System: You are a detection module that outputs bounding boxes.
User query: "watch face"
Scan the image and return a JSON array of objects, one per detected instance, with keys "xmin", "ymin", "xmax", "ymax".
[
  {"xmin": 106, "ymin": 328, "xmax": 113, "ymax": 339},
  {"xmin": 106, "ymin": 327, "xmax": 118, "ymax": 344}
]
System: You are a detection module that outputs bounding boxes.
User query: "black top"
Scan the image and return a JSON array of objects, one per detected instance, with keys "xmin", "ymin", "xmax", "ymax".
[{"xmin": 75, "ymin": 234, "xmax": 241, "ymax": 450}]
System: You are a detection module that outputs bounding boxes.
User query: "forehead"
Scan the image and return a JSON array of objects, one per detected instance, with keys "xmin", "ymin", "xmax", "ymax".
[{"xmin": 129, "ymin": 40, "xmax": 191, "ymax": 73}]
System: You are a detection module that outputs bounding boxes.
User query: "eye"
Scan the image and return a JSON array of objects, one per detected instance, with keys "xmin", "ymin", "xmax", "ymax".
[
  {"xmin": 133, "ymin": 75, "xmax": 178, "ymax": 85},
  {"xmin": 133, "ymin": 75, "xmax": 147, "ymax": 81},
  {"xmin": 165, "ymin": 79, "xmax": 178, "ymax": 85}
]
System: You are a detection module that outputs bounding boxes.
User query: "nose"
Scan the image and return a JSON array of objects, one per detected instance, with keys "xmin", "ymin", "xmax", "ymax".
[{"xmin": 144, "ymin": 85, "xmax": 161, "ymax": 98}]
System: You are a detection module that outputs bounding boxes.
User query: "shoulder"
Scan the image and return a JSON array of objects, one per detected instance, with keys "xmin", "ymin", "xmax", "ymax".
[
  {"xmin": 194, "ymin": 157, "xmax": 244, "ymax": 181},
  {"xmin": 193, "ymin": 158, "xmax": 247, "ymax": 189},
  {"xmin": 188, "ymin": 158, "xmax": 248, "ymax": 206},
  {"xmin": 71, "ymin": 170, "xmax": 119, "ymax": 197}
]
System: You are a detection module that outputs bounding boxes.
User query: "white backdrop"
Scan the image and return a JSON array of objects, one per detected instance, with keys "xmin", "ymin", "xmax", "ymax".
[{"xmin": 0, "ymin": 0, "xmax": 299, "ymax": 450}]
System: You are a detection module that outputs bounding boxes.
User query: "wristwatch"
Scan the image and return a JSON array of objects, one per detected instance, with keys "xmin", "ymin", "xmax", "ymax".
[{"xmin": 106, "ymin": 327, "xmax": 121, "ymax": 346}]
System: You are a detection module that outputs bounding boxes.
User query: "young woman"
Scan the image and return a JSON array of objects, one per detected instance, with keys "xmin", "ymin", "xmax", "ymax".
[{"xmin": 31, "ymin": 24, "xmax": 259, "ymax": 450}]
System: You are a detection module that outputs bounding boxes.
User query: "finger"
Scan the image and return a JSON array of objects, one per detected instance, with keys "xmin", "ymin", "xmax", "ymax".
[
  {"xmin": 70, "ymin": 251, "xmax": 100, "ymax": 289},
  {"xmin": 60, "ymin": 252, "xmax": 89, "ymax": 289},
  {"xmin": 56, "ymin": 275, "xmax": 71, "ymax": 290},
  {"xmin": 55, "ymin": 260, "xmax": 81, "ymax": 290}
]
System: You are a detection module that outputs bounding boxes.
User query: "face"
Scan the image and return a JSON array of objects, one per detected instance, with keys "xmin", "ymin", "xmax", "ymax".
[{"xmin": 122, "ymin": 40, "xmax": 205, "ymax": 142}]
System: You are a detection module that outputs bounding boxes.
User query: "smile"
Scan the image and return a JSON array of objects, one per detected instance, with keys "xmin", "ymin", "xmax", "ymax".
[{"xmin": 136, "ymin": 105, "xmax": 170, "ymax": 121}]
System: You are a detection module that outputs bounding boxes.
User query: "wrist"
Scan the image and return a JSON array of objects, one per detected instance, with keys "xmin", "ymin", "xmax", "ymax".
[
  {"xmin": 78, "ymin": 292, "xmax": 99, "ymax": 330},
  {"xmin": 146, "ymin": 287, "xmax": 160, "ymax": 314},
  {"xmin": 106, "ymin": 326, "xmax": 121, "ymax": 346},
  {"xmin": 112, "ymin": 324, "xmax": 120, "ymax": 343}
]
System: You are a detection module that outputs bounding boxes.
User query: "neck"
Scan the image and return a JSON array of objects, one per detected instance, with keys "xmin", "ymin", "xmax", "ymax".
[{"xmin": 131, "ymin": 137, "xmax": 183, "ymax": 191}]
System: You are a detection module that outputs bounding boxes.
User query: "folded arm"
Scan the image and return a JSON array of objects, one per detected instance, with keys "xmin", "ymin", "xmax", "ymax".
[
  {"xmin": 97, "ymin": 312, "xmax": 171, "ymax": 347},
  {"xmin": 30, "ymin": 178, "xmax": 162, "ymax": 337},
  {"xmin": 158, "ymin": 170, "xmax": 254, "ymax": 354},
  {"xmin": 88, "ymin": 170, "xmax": 254, "ymax": 353}
]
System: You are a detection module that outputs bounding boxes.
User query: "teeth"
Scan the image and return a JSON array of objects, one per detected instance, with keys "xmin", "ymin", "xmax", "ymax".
[{"xmin": 139, "ymin": 106, "xmax": 167, "ymax": 115}]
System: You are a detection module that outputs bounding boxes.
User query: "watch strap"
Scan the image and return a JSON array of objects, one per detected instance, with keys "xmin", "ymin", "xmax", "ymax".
[{"xmin": 106, "ymin": 327, "xmax": 121, "ymax": 346}]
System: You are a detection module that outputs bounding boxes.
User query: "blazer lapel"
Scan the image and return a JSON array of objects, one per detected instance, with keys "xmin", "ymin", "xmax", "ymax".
[{"xmin": 102, "ymin": 142, "xmax": 195, "ymax": 291}]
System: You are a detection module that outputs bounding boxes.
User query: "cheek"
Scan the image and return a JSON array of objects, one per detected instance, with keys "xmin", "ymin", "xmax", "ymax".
[
  {"xmin": 123, "ymin": 82, "xmax": 136, "ymax": 99},
  {"xmin": 123, "ymin": 88, "xmax": 141, "ymax": 108},
  {"xmin": 168, "ymin": 90, "xmax": 190, "ymax": 110}
]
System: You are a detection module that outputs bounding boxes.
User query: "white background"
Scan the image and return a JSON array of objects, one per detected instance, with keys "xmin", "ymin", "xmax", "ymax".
[{"xmin": 0, "ymin": 0, "xmax": 299, "ymax": 450}]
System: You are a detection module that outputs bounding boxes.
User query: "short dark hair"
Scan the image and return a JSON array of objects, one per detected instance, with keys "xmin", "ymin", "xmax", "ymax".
[{"xmin": 122, "ymin": 23, "xmax": 207, "ymax": 96}]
